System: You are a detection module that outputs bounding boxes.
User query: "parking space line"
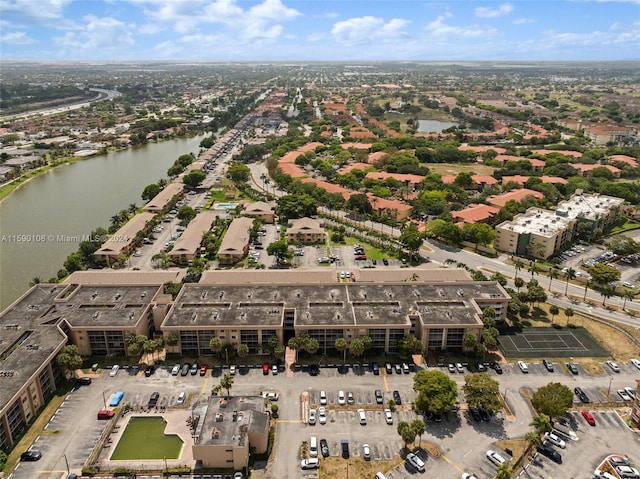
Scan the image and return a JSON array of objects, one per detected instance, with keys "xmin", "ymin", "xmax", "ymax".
[
  {"xmin": 200, "ymin": 376, "xmax": 209, "ymax": 395},
  {"xmin": 441, "ymin": 453, "xmax": 464, "ymax": 473},
  {"xmin": 382, "ymin": 370, "xmax": 389, "ymax": 392}
]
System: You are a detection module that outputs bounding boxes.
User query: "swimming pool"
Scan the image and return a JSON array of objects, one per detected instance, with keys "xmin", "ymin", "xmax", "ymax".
[{"xmin": 215, "ymin": 202, "xmax": 238, "ymax": 210}]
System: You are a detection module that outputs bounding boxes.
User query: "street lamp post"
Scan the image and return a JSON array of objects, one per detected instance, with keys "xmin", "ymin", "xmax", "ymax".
[
  {"xmin": 607, "ymin": 377, "xmax": 613, "ymax": 396},
  {"xmin": 63, "ymin": 453, "xmax": 70, "ymax": 473}
]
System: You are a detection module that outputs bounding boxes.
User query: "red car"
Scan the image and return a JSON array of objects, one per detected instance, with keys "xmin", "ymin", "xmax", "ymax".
[
  {"xmin": 263, "ymin": 362, "xmax": 270, "ymax": 375},
  {"xmin": 199, "ymin": 365, "xmax": 208, "ymax": 376},
  {"xmin": 581, "ymin": 409, "xmax": 596, "ymax": 426}
]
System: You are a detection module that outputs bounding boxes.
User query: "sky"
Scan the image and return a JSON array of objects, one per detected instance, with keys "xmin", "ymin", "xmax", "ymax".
[{"xmin": 0, "ymin": 0, "xmax": 638, "ymax": 61}]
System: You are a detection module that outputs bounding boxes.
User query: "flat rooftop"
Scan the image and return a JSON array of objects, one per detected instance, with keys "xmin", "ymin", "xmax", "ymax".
[
  {"xmin": 500, "ymin": 208, "xmax": 573, "ymax": 237},
  {"xmin": 194, "ymin": 395, "xmax": 267, "ymax": 448}
]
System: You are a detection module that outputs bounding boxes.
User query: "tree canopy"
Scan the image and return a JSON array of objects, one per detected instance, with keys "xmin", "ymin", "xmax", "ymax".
[
  {"xmin": 413, "ymin": 370, "xmax": 458, "ymax": 415},
  {"xmin": 461, "ymin": 372, "xmax": 503, "ymax": 413},
  {"xmin": 531, "ymin": 382, "xmax": 574, "ymax": 418}
]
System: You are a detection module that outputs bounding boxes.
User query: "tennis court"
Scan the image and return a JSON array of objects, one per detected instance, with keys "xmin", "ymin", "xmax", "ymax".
[{"xmin": 499, "ymin": 327, "xmax": 608, "ymax": 358}]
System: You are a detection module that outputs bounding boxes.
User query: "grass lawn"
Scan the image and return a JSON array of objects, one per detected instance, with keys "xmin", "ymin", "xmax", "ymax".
[
  {"xmin": 423, "ymin": 163, "xmax": 496, "ymax": 177},
  {"xmin": 338, "ymin": 236, "xmax": 388, "ymax": 261},
  {"xmin": 609, "ymin": 221, "xmax": 640, "ymax": 235},
  {"xmin": 319, "ymin": 455, "xmax": 403, "ymax": 479},
  {"xmin": 110, "ymin": 417, "xmax": 183, "ymax": 460}
]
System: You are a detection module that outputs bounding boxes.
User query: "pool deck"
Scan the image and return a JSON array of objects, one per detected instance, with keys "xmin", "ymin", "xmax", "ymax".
[{"xmin": 98, "ymin": 408, "xmax": 195, "ymax": 471}]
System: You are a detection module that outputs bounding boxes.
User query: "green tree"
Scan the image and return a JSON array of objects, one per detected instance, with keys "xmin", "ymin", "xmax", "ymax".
[
  {"xmin": 564, "ymin": 267, "xmax": 577, "ymax": 295},
  {"xmin": 462, "ymin": 373, "xmax": 502, "ymax": 412},
  {"xmin": 529, "ymin": 414, "xmax": 553, "ymax": 434},
  {"xmin": 276, "ymin": 194, "xmax": 318, "ymax": 221},
  {"xmin": 141, "ymin": 183, "xmax": 161, "ymax": 201},
  {"xmin": 526, "ymin": 430, "xmax": 542, "ymax": 450},
  {"xmin": 514, "ymin": 276, "xmax": 525, "ymax": 292},
  {"xmin": 587, "ymin": 263, "xmax": 621, "ymax": 286},
  {"xmin": 413, "ymin": 370, "xmax": 458, "ymax": 415},
  {"xmin": 305, "ymin": 338, "xmax": 320, "ymax": 355},
  {"xmin": 349, "ymin": 337, "xmax": 366, "ymax": 361},
  {"xmin": 335, "ymin": 337, "xmax": 348, "ymax": 363},
  {"xmin": 177, "ymin": 205, "xmax": 197, "ymax": 224},
  {"xmin": 210, "ymin": 337, "xmax": 222, "ymax": 358},
  {"xmin": 183, "ymin": 170, "xmax": 206, "ymax": 188},
  {"xmin": 397, "ymin": 421, "xmax": 416, "ymax": 449},
  {"xmin": 0, "ymin": 449, "xmax": 7, "ymax": 470},
  {"xmin": 549, "ymin": 304, "xmax": 559, "ymax": 323},
  {"xmin": 220, "ymin": 373, "xmax": 234, "ymax": 397},
  {"xmin": 56, "ymin": 345, "xmax": 83, "ymax": 378},
  {"xmin": 547, "ymin": 269, "xmax": 559, "ymax": 291},
  {"xmin": 495, "ymin": 462, "xmax": 513, "ymax": 479},
  {"xmin": 397, "ymin": 335, "xmax": 423, "ymax": 357},
  {"xmin": 237, "ymin": 343, "xmax": 249, "ymax": 358},
  {"xmin": 288, "ymin": 335, "xmax": 303, "ymax": 362},
  {"xmin": 564, "ymin": 307, "xmax": 574, "ymax": 326},
  {"xmin": 411, "ymin": 418, "xmax": 426, "ymax": 446},
  {"xmin": 399, "ymin": 223, "xmax": 424, "ymax": 263},
  {"xmin": 267, "ymin": 239, "xmax": 292, "ymax": 265},
  {"xmin": 165, "ymin": 332, "xmax": 178, "ymax": 353},
  {"xmin": 531, "ymin": 382, "xmax": 573, "ymax": 418},
  {"xmin": 228, "ymin": 163, "xmax": 251, "ymax": 182},
  {"xmin": 125, "ymin": 333, "xmax": 147, "ymax": 356}
]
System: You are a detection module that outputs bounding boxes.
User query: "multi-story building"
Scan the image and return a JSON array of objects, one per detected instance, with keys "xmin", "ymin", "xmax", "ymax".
[
  {"xmin": 631, "ymin": 379, "xmax": 640, "ymax": 428},
  {"xmin": 494, "ymin": 193, "xmax": 624, "ymax": 259}
]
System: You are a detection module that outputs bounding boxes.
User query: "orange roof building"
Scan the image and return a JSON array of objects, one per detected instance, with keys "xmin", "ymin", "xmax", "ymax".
[
  {"xmin": 501, "ymin": 175, "xmax": 568, "ymax": 186},
  {"xmin": 486, "ymin": 189, "xmax": 545, "ymax": 208},
  {"xmin": 452, "ymin": 204, "xmax": 500, "ymax": 224},
  {"xmin": 609, "ymin": 154, "xmax": 638, "ymax": 167}
]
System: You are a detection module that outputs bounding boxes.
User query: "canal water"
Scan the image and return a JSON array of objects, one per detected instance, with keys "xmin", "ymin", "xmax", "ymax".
[{"xmin": 0, "ymin": 134, "xmax": 206, "ymax": 309}]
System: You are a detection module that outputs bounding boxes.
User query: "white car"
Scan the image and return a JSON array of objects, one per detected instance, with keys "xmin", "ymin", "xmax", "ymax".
[
  {"xmin": 362, "ymin": 443, "xmax": 371, "ymax": 461},
  {"xmin": 338, "ymin": 390, "xmax": 346, "ymax": 405},
  {"xmin": 384, "ymin": 409, "xmax": 393, "ymax": 425},
  {"xmin": 618, "ymin": 389, "xmax": 632, "ymax": 401},
  {"xmin": 300, "ymin": 458, "xmax": 319, "ymax": 470},
  {"xmin": 456, "ymin": 362, "xmax": 464, "ymax": 373},
  {"xmin": 406, "ymin": 452, "xmax": 425, "ymax": 472},
  {"xmin": 487, "ymin": 450, "xmax": 507, "ymax": 466},
  {"xmin": 262, "ymin": 392, "xmax": 279, "ymax": 401},
  {"xmin": 631, "ymin": 358, "xmax": 640, "ymax": 370},
  {"xmin": 607, "ymin": 360, "xmax": 620, "ymax": 373},
  {"xmin": 318, "ymin": 407, "xmax": 327, "ymax": 425},
  {"xmin": 109, "ymin": 365, "xmax": 120, "ymax": 377},
  {"xmin": 624, "ymin": 387, "xmax": 636, "ymax": 399},
  {"xmin": 320, "ymin": 390, "xmax": 327, "ymax": 405},
  {"xmin": 229, "ymin": 365, "xmax": 236, "ymax": 375},
  {"xmin": 308, "ymin": 409, "xmax": 316, "ymax": 425},
  {"xmin": 462, "ymin": 474, "xmax": 479, "ymax": 479},
  {"xmin": 518, "ymin": 361, "xmax": 529, "ymax": 373},
  {"xmin": 448, "ymin": 363, "xmax": 456, "ymax": 373},
  {"xmin": 544, "ymin": 431, "xmax": 566, "ymax": 448}
]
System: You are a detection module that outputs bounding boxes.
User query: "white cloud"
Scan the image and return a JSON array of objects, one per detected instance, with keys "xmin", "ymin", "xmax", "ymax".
[
  {"xmin": 306, "ymin": 32, "xmax": 325, "ymax": 42},
  {"xmin": 513, "ymin": 17, "xmax": 534, "ymax": 25},
  {"xmin": 331, "ymin": 16, "xmax": 408, "ymax": 46},
  {"xmin": 0, "ymin": 0, "xmax": 77, "ymax": 28},
  {"xmin": 54, "ymin": 15, "xmax": 135, "ymax": 57},
  {"xmin": 475, "ymin": 3, "xmax": 514, "ymax": 18},
  {"xmin": 0, "ymin": 30, "xmax": 35, "ymax": 44},
  {"xmin": 152, "ymin": 40, "xmax": 184, "ymax": 58},
  {"xmin": 313, "ymin": 12, "xmax": 339, "ymax": 19},
  {"xmin": 426, "ymin": 12, "xmax": 496, "ymax": 38}
]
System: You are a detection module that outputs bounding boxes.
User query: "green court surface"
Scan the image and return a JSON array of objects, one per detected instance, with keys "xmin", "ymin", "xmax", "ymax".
[
  {"xmin": 499, "ymin": 327, "xmax": 608, "ymax": 358},
  {"xmin": 110, "ymin": 416, "xmax": 183, "ymax": 460}
]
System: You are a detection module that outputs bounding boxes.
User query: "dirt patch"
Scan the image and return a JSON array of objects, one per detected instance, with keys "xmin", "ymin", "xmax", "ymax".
[
  {"xmin": 425, "ymin": 163, "xmax": 496, "ymax": 176},
  {"xmin": 495, "ymin": 438, "xmax": 527, "ymax": 463},
  {"xmin": 319, "ymin": 455, "xmax": 403, "ymax": 479},
  {"xmin": 422, "ymin": 441, "xmax": 441, "ymax": 458}
]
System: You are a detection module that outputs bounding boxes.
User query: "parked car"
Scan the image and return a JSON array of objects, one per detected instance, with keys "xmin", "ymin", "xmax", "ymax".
[
  {"xmin": 566, "ymin": 363, "xmax": 579, "ymax": 375},
  {"xmin": 180, "ymin": 363, "xmax": 190, "ymax": 376},
  {"xmin": 448, "ymin": 363, "xmax": 456, "ymax": 373},
  {"xmin": 543, "ymin": 359, "xmax": 554, "ymax": 372},
  {"xmin": 190, "ymin": 363, "xmax": 198, "ymax": 375},
  {"xmin": 341, "ymin": 439, "xmax": 350, "ymax": 459},
  {"xmin": 631, "ymin": 358, "xmax": 640, "ymax": 370},
  {"xmin": 320, "ymin": 438, "xmax": 330, "ymax": 457},
  {"xmin": 76, "ymin": 377, "xmax": 92, "ymax": 386},
  {"xmin": 456, "ymin": 362, "xmax": 464, "ymax": 373},
  {"xmin": 262, "ymin": 363, "xmax": 269, "ymax": 375},
  {"xmin": 171, "ymin": 364, "xmax": 180, "ymax": 375},
  {"xmin": 320, "ymin": 390, "xmax": 327, "ymax": 405},
  {"xmin": 229, "ymin": 365, "xmax": 237, "ymax": 375},
  {"xmin": 372, "ymin": 362, "xmax": 380, "ymax": 375},
  {"xmin": 517, "ymin": 361, "xmax": 529, "ymax": 373},
  {"xmin": 177, "ymin": 391, "xmax": 186, "ymax": 405},
  {"xmin": 362, "ymin": 444, "xmax": 371, "ymax": 461},
  {"xmin": 338, "ymin": 390, "xmax": 346, "ymax": 405},
  {"xmin": 144, "ymin": 365, "xmax": 155, "ymax": 377},
  {"xmin": 624, "ymin": 387, "xmax": 636, "ymax": 399},
  {"xmin": 469, "ymin": 407, "xmax": 481, "ymax": 422},
  {"xmin": 385, "ymin": 363, "xmax": 393, "ymax": 374},
  {"xmin": 575, "ymin": 387, "xmax": 590, "ymax": 403},
  {"xmin": 618, "ymin": 389, "xmax": 632, "ymax": 401},
  {"xmin": 308, "ymin": 409, "xmax": 316, "ymax": 425},
  {"xmin": 20, "ymin": 450, "xmax": 42, "ymax": 461},
  {"xmin": 461, "ymin": 474, "xmax": 479, "ymax": 479},
  {"xmin": 300, "ymin": 458, "xmax": 319, "ymax": 470},
  {"xmin": 384, "ymin": 409, "xmax": 393, "ymax": 425},
  {"xmin": 375, "ymin": 390, "xmax": 384, "ymax": 404},
  {"xmin": 148, "ymin": 391, "xmax": 160, "ymax": 408},
  {"xmin": 616, "ymin": 466, "xmax": 640, "ymax": 478},
  {"xmin": 486, "ymin": 450, "xmax": 507, "ymax": 466},
  {"xmin": 393, "ymin": 390, "xmax": 402, "ymax": 405},
  {"xmin": 406, "ymin": 452, "xmax": 425, "ymax": 472},
  {"xmin": 97, "ymin": 409, "xmax": 115, "ymax": 420},
  {"xmin": 318, "ymin": 407, "xmax": 327, "ymax": 425},
  {"xmin": 607, "ymin": 360, "xmax": 621, "ymax": 373},
  {"xmin": 537, "ymin": 443, "xmax": 562, "ymax": 464},
  {"xmin": 544, "ymin": 431, "xmax": 566, "ymax": 448},
  {"xmin": 347, "ymin": 392, "xmax": 355, "ymax": 405},
  {"xmin": 478, "ymin": 406, "xmax": 491, "ymax": 422},
  {"xmin": 490, "ymin": 362, "xmax": 503, "ymax": 374},
  {"xmin": 581, "ymin": 409, "xmax": 596, "ymax": 426},
  {"xmin": 109, "ymin": 364, "xmax": 120, "ymax": 377}
]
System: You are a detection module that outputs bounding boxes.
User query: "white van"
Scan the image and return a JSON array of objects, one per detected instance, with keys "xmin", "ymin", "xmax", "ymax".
[
  {"xmin": 177, "ymin": 392, "xmax": 186, "ymax": 405},
  {"xmin": 375, "ymin": 473, "xmax": 389, "ymax": 479},
  {"xmin": 309, "ymin": 436, "xmax": 318, "ymax": 457},
  {"xmin": 358, "ymin": 409, "xmax": 367, "ymax": 425}
]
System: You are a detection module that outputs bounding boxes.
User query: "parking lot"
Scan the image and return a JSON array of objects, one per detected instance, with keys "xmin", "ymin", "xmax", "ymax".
[{"xmin": 9, "ymin": 358, "xmax": 640, "ymax": 479}]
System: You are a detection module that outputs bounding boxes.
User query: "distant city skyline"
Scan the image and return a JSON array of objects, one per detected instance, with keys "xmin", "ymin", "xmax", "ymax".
[{"xmin": 0, "ymin": 0, "xmax": 638, "ymax": 61}]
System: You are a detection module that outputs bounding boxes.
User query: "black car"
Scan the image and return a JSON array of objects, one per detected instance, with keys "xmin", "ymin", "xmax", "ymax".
[
  {"xmin": 574, "ymin": 387, "xmax": 590, "ymax": 403},
  {"xmin": 190, "ymin": 362, "xmax": 199, "ymax": 375},
  {"xmin": 309, "ymin": 364, "xmax": 320, "ymax": 376},
  {"xmin": 75, "ymin": 377, "xmax": 92, "ymax": 386},
  {"xmin": 382, "ymin": 258, "xmax": 389, "ymax": 266},
  {"xmin": 144, "ymin": 365, "xmax": 155, "ymax": 377},
  {"xmin": 490, "ymin": 362, "xmax": 503, "ymax": 374},
  {"xmin": 566, "ymin": 363, "xmax": 579, "ymax": 375},
  {"xmin": 393, "ymin": 390, "xmax": 402, "ymax": 405},
  {"xmin": 20, "ymin": 450, "xmax": 42, "ymax": 461},
  {"xmin": 543, "ymin": 359, "xmax": 554, "ymax": 372},
  {"xmin": 320, "ymin": 439, "xmax": 330, "ymax": 457},
  {"xmin": 180, "ymin": 363, "xmax": 190, "ymax": 376},
  {"xmin": 341, "ymin": 439, "xmax": 350, "ymax": 459},
  {"xmin": 469, "ymin": 407, "xmax": 482, "ymax": 421},
  {"xmin": 372, "ymin": 362, "xmax": 379, "ymax": 375},
  {"xmin": 554, "ymin": 416, "xmax": 570, "ymax": 427},
  {"xmin": 148, "ymin": 391, "xmax": 160, "ymax": 408},
  {"xmin": 537, "ymin": 443, "xmax": 562, "ymax": 464},
  {"xmin": 375, "ymin": 389, "xmax": 384, "ymax": 404},
  {"xmin": 479, "ymin": 406, "xmax": 491, "ymax": 421}
]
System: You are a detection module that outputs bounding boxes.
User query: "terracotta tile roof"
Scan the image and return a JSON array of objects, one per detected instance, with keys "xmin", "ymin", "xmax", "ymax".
[
  {"xmin": 531, "ymin": 149, "xmax": 582, "ymax": 159},
  {"xmin": 459, "ymin": 145, "xmax": 507, "ymax": 154},
  {"xmin": 301, "ymin": 178, "xmax": 353, "ymax": 199},
  {"xmin": 496, "ymin": 155, "xmax": 545, "ymax": 168},
  {"xmin": 452, "ymin": 204, "xmax": 500, "ymax": 224},
  {"xmin": 298, "ymin": 142, "xmax": 324, "ymax": 152},
  {"xmin": 572, "ymin": 163, "xmax": 621, "ymax": 175},
  {"xmin": 440, "ymin": 175, "xmax": 498, "ymax": 186},
  {"xmin": 278, "ymin": 162, "xmax": 305, "ymax": 177},
  {"xmin": 364, "ymin": 172, "xmax": 424, "ymax": 184},
  {"xmin": 367, "ymin": 195, "xmax": 412, "ymax": 213},
  {"xmin": 486, "ymin": 188, "xmax": 544, "ymax": 207},
  {"xmin": 609, "ymin": 154, "xmax": 638, "ymax": 167},
  {"xmin": 501, "ymin": 175, "xmax": 567, "ymax": 186},
  {"xmin": 338, "ymin": 162, "xmax": 372, "ymax": 174},
  {"xmin": 368, "ymin": 151, "xmax": 388, "ymax": 165},
  {"xmin": 342, "ymin": 143, "xmax": 373, "ymax": 151},
  {"xmin": 349, "ymin": 126, "xmax": 378, "ymax": 139}
]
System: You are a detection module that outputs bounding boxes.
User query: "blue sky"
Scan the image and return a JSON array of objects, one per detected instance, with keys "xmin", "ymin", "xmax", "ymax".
[{"xmin": 0, "ymin": 0, "xmax": 638, "ymax": 61}]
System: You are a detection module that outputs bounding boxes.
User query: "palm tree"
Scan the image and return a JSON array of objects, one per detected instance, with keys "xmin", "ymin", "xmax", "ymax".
[
  {"xmin": 165, "ymin": 332, "xmax": 178, "ymax": 354},
  {"xmin": 529, "ymin": 262, "xmax": 540, "ymax": 279},
  {"xmin": 564, "ymin": 307, "xmax": 574, "ymax": 326},
  {"xmin": 564, "ymin": 268, "xmax": 576, "ymax": 295},
  {"xmin": 210, "ymin": 337, "xmax": 222, "ymax": 358},
  {"xmin": 495, "ymin": 462, "xmax": 513, "ymax": 479},
  {"xmin": 547, "ymin": 269, "xmax": 558, "ymax": 291},
  {"xmin": 237, "ymin": 343, "xmax": 249, "ymax": 358},
  {"xmin": 583, "ymin": 279, "xmax": 592, "ymax": 302},
  {"xmin": 513, "ymin": 258, "xmax": 525, "ymax": 279},
  {"xmin": 411, "ymin": 419, "xmax": 425, "ymax": 446},
  {"xmin": 514, "ymin": 277, "xmax": 525, "ymax": 292},
  {"xmin": 549, "ymin": 305, "xmax": 559, "ymax": 324},
  {"xmin": 622, "ymin": 289, "xmax": 634, "ymax": 310},
  {"xmin": 526, "ymin": 430, "xmax": 542, "ymax": 450},
  {"xmin": 220, "ymin": 373, "xmax": 234, "ymax": 397},
  {"xmin": 601, "ymin": 284, "xmax": 614, "ymax": 306},
  {"xmin": 530, "ymin": 414, "xmax": 552, "ymax": 434},
  {"xmin": 128, "ymin": 203, "xmax": 138, "ymax": 214}
]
